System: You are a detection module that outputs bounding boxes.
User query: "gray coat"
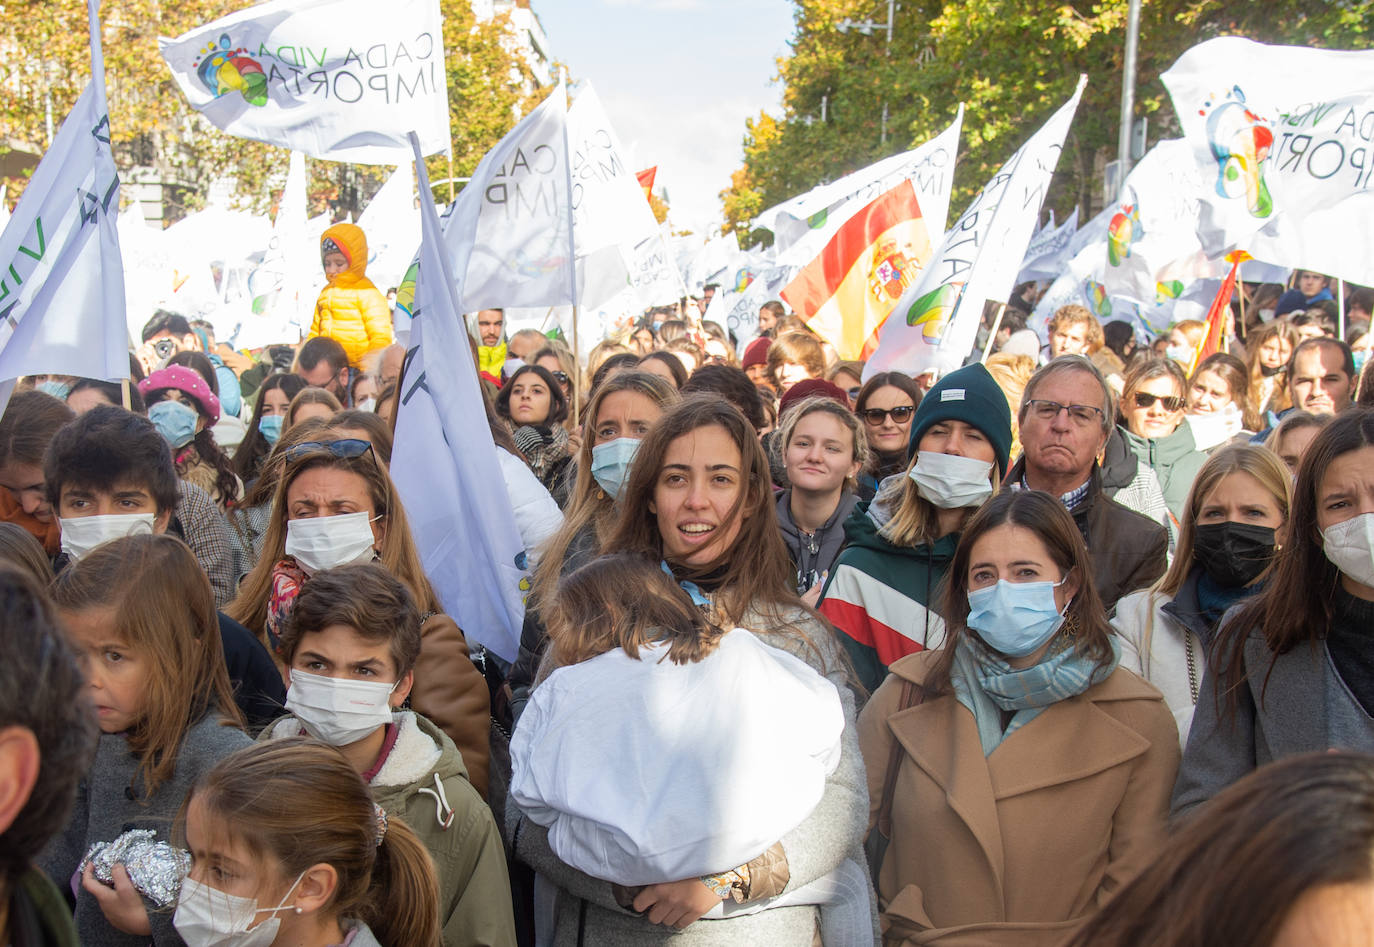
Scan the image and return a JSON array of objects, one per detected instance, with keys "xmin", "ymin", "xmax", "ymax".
[
  {"xmin": 508, "ymin": 604, "xmax": 879, "ymax": 945},
  {"xmin": 38, "ymin": 713, "xmax": 252, "ymax": 946},
  {"xmin": 1172, "ymin": 631, "xmax": 1374, "ymax": 818}
]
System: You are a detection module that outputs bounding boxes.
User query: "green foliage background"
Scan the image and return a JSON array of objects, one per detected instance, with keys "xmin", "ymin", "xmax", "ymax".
[{"xmin": 721, "ymin": 0, "xmax": 1374, "ymax": 243}]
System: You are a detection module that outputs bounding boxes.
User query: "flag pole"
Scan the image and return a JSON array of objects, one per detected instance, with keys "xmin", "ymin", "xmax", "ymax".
[
  {"xmin": 1339, "ymin": 277, "xmax": 1346, "ymax": 340},
  {"xmin": 981, "ymin": 304, "xmax": 1007, "ymax": 363},
  {"xmin": 558, "ymin": 72, "xmax": 580, "ymax": 427},
  {"xmin": 1236, "ymin": 258, "xmax": 1247, "ymax": 341}
]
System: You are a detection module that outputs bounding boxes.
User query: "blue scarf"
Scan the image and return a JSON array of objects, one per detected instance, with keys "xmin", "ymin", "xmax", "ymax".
[{"xmin": 950, "ymin": 633, "xmax": 1121, "ymax": 756}]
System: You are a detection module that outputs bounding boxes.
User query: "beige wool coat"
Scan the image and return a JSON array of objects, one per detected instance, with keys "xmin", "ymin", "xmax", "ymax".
[{"xmin": 857, "ymin": 650, "xmax": 1179, "ymax": 946}]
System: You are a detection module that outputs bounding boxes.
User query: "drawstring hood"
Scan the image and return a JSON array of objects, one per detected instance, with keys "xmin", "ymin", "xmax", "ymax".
[{"xmin": 417, "ymin": 771, "xmax": 456, "ymax": 830}]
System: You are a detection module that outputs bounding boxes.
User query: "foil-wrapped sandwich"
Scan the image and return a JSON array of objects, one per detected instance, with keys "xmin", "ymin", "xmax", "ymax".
[{"xmin": 83, "ymin": 829, "xmax": 191, "ymax": 908}]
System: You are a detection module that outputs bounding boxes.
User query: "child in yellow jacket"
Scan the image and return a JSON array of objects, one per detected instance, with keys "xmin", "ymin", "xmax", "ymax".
[{"xmin": 309, "ymin": 223, "xmax": 394, "ymax": 368}]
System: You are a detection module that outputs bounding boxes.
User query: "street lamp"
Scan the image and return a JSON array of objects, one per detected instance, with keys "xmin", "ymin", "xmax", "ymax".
[
  {"xmin": 834, "ymin": 0, "xmax": 897, "ymax": 143},
  {"xmin": 1116, "ymin": 0, "xmax": 1142, "ymax": 198}
]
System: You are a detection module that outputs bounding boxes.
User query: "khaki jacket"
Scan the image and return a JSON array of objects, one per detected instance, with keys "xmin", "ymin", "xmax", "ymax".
[{"xmin": 858, "ymin": 650, "xmax": 1178, "ymax": 946}]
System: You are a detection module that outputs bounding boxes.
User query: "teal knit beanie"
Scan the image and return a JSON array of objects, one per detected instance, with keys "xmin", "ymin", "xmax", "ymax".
[{"xmin": 906, "ymin": 362, "xmax": 1013, "ymax": 475}]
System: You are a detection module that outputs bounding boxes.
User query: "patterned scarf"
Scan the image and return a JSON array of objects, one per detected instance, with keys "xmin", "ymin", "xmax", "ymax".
[
  {"xmin": 950, "ymin": 633, "xmax": 1120, "ymax": 756},
  {"xmin": 265, "ymin": 558, "xmax": 310, "ymax": 655}
]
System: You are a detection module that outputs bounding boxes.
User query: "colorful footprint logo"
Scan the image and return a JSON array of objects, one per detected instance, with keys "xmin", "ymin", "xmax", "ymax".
[
  {"xmin": 193, "ymin": 34, "xmax": 268, "ymax": 107},
  {"xmin": 904, "ymin": 283, "xmax": 961, "ymax": 343},
  {"xmin": 1107, "ymin": 203, "xmax": 1143, "ymax": 267},
  {"xmin": 734, "ymin": 267, "xmax": 756, "ymax": 293},
  {"xmin": 1201, "ymin": 87, "xmax": 1273, "ymax": 218},
  {"xmin": 1155, "ymin": 280, "xmax": 1184, "ymax": 304}
]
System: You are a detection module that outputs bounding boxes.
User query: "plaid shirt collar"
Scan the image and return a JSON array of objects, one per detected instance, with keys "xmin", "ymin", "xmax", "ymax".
[{"xmin": 1015, "ymin": 474, "xmax": 1092, "ymax": 512}]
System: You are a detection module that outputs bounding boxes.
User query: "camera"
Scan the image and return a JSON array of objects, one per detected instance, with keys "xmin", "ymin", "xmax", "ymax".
[{"xmin": 153, "ymin": 338, "xmax": 177, "ymax": 360}]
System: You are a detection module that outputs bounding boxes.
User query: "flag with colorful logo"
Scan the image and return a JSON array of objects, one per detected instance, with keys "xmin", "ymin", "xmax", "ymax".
[
  {"xmin": 865, "ymin": 78, "xmax": 1086, "ymax": 380},
  {"xmin": 159, "ymin": 0, "xmax": 449, "ymax": 163},
  {"xmin": 1163, "ymin": 38, "xmax": 1374, "ymax": 283},
  {"xmin": 0, "ymin": 0, "xmax": 127, "ymax": 413}
]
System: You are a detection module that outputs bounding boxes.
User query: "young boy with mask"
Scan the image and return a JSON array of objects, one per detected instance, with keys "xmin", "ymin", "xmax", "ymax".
[
  {"xmin": 42, "ymin": 406, "xmax": 285, "ymax": 729},
  {"xmin": 262, "ymin": 562, "xmax": 517, "ymax": 947}
]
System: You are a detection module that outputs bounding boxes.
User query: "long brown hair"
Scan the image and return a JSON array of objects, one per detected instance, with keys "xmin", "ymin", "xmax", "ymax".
[
  {"xmin": 547, "ymin": 554, "xmax": 724, "ymax": 667},
  {"xmin": 51, "ymin": 534, "xmax": 244, "ymax": 795},
  {"xmin": 1155, "ymin": 444, "xmax": 1292, "ymax": 599},
  {"xmin": 1064, "ymin": 751, "xmax": 1374, "ymax": 947},
  {"xmin": 1190, "ymin": 351, "xmax": 1261, "ymax": 432},
  {"xmin": 601, "ymin": 395, "xmax": 805, "ymax": 630},
  {"xmin": 287, "ymin": 387, "xmax": 343, "ymax": 428},
  {"xmin": 1215, "ymin": 408, "xmax": 1374, "ymax": 713},
  {"xmin": 1244, "ymin": 320, "xmax": 1298, "ymax": 413},
  {"xmin": 227, "ymin": 440, "xmax": 439, "ymax": 644},
  {"xmin": 533, "ymin": 371, "xmax": 679, "ymax": 604},
  {"xmin": 922, "ymin": 490, "xmax": 1115, "ymax": 696},
  {"xmin": 234, "ymin": 373, "xmax": 307, "ymax": 482},
  {"xmin": 182, "ymin": 739, "xmax": 440, "ymax": 947},
  {"xmin": 0, "ymin": 389, "xmax": 73, "ymax": 468}
]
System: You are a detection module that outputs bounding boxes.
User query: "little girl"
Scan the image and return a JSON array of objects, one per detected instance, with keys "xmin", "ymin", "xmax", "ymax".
[
  {"xmin": 41, "ymin": 533, "xmax": 252, "ymax": 945},
  {"xmin": 510, "ymin": 553, "xmax": 867, "ymax": 943},
  {"xmin": 174, "ymin": 739, "xmax": 441, "ymax": 947},
  {"xmin": 310, "ymin": 223, "xmax": 394, "ymax": 370}
]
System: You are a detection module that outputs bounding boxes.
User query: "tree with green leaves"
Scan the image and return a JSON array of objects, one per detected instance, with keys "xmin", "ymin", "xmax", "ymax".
[
  {"xmin": 0, "ymin": 0, "xmax": 546, "ymax": 220},
  {"xmin": 722, "ymin": 0, "xmax": 1374, "ymax": 242}
]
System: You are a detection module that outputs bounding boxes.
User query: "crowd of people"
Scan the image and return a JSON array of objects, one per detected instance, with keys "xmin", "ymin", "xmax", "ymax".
[{"xmin": 2, "ymin": 225, "xmax": 1373, "ymax": 947}]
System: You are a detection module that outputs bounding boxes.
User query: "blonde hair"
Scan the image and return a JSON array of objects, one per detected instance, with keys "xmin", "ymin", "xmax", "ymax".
[
  {"xmin": 1172, "ymin": 319, "xmax": 1208, "ymax": 349},
  {"xmin": 985, "ymin": 353, "xmax": 1036, "ymax": 460},
  {"xmin": 1155, "ymin": 443, "xmax": 1292, "ymax": 599},
  {"xmin": 771, "ymin": 396, "xmax": 869, "ymax": 493},
  {"xmin": 51, "ymin": 534, "xmax": 243, "ymax": 795},
  {"xmin": 227, "ymin": 440, "xmax": 440, "ymax": 646},
  {"xmin": 586, "ymin": 339, "xmax": 632, "ymax": 382}
]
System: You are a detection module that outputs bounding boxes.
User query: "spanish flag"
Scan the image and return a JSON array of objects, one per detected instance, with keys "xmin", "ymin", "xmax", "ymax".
[
  {"xmin": 781, "ymin": 180, "xmax": 932, "ymax": 360},
  {"xmin": 636, "ymin": 167, "xmax": 657, "ymax": 203}
]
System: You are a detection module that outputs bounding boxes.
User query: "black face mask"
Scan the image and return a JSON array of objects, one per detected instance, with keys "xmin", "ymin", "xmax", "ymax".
[
  {"xmin": 1193, "ymin": 521, "xmax": 1278, "ymax": 588},
  {"xmin": 1260, "ymin": 362, "xmax": 1285, "ymax": 378}
]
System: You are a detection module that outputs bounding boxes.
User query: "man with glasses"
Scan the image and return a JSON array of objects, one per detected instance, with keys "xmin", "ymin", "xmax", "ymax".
[{"xmin": 1006, "ymin": 356, "xmax": 1167, "ymax": 610}]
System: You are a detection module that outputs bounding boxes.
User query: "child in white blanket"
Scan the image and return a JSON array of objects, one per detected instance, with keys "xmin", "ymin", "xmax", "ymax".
[{"xmin": 511, "ymin": 553, "xmax": 868, "ymax": 944}]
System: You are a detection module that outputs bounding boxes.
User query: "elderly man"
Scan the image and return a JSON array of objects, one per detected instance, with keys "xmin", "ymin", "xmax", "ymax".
[{"xmin": 1006, "ymin": 355, "xmax": 1168, "ymax": 610}]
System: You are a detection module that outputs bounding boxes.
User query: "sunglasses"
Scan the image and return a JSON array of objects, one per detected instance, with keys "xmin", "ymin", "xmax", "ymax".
[
  {"xmin": 284, "ymin": 438, "xmax": 376, "ymax": 463},
  {"xmin": 860, "ymin": 405, "xmax": 916, "ymax": 425},
  {"xmin": 550, "ymin": 370, "xmax": 571, "ymax": 385},
  {"xmin": 847, "ymin": 386, "xmax": 862, "ymax": 402},
  {"xmin": 1132, "ymin": 391, "xmax": 1186, "ymax": 412}
]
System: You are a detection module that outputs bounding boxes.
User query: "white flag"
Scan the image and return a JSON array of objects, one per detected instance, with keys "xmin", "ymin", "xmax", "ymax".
[
  {"xmin": 159, "ymin": 0, "xmax": 449, "ymax": 164},
  {"xmin": 1163, "ymin": 37, "xmax": 1374, "ymax": 282},
  {"xmin": 865, "ymin": 78, "xmax": 1086, "ymax": 380},
  {"xmin": 757, "ymin": 109, "xmax": 963, "ymax": 267},
  {"xmin": 0, "ymin": 6, "xmax": 126, "ymax": 411},
  {"xmin": 390, "ymin": 137, "xmax": 531, "ymax": 662},
  {"xmin": 1017, "ymin": 207, "xmax": 1078, "ymax": 283},
  {"xmin": 456, "ymin": 85, "xmax": 578, "ymax": 311},
  {"xmin": 357, "ymin": 163, "xmax": 420, "ymax": 293},
  {"xmin": 567, "ymin": 83, "xmax": 685, "ymax": 309}
]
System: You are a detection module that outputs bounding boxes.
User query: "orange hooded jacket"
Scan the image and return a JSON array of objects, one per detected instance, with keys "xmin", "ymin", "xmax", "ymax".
[{"xmin": 309, "ymin": 223, "xmax": 394, "ymax": 368}]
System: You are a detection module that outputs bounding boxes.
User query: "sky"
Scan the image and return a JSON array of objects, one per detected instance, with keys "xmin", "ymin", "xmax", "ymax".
[{"xmin": 535, "ymin": 0, "xmax": 797, "ymax": 237}]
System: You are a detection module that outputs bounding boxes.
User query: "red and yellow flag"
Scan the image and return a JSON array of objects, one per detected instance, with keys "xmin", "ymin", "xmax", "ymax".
[
  {"xmin": 636, "ymin": 167, "xmax": 657, "ymax": 203},
  {"xmin": 780, "ymin": 180, "xmax": 932, "ymax": 360},
  {"xmin": 1190, "ymin": 249, "xmax": 1251, "ymax": 374}
]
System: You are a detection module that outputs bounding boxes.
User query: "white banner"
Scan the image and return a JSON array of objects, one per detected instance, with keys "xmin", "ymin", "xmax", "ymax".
[
  {"xmin": 865, "ymin": 78, "xmax": 1086, "ymax": 379},
  {"xmin": 1017, "ymin": 207, "xmax": 1078, "ymax": 283},
  {"xmin": 567, "ymin": 83, "xmax": 685, "ymax": 309},
  {"xmin": 1163, "ymin": 37, "xmax": 1374, "ymax": 282},
  {"xmin": 0, "ymin": 70, "xmax": 126, "ymax": 409},
  {"xmin": 390, "ymin": 136, "xmax": 532, "ymax": 662},
  {"xmin": 159, "ymin": 0, "xmax": 449, "ymax": 164},
  {"xmin": 760, "ymin": 108, "xmax": 963, "ymax": 269},
  {"xmin": 357, "ymin": 162, "xmax": 420, "ymax": 292}
]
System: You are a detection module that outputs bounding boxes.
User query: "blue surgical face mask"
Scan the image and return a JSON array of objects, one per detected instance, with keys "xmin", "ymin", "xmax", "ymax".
[
  {"xmin": 1165, "ymin": 344, "xmax": 1193, "ymax": 365},
  {"xmin": 1355, "ymin": 350, "xmax": 1370, "ymax": 376},
  {"xmin": 37, "ymin": 380, "xmax": 72, "ymax": 400},
  {"xmin": 590, "ymin": 436, "xmax": 641, "ymax": 499},
  {"xmin": 149, "ymin": 399, "xmax": 199, "ymax": 449},
  {"xmin": 258, "ymin": 413, "xmax": 284, "ymax": 446},
  {"xmin": 966, "ymin": 578, "xmax": 1070, "ymax": 658}
]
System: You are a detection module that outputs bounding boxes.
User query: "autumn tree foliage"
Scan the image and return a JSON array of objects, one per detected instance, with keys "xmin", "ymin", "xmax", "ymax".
[
  {"xmin": 722, "ymin": 0, "xmax": 1374, "ymax": 240},
  {"xmin": 0, "ymin": 0, "xmax": 545, "ymax": 219}
]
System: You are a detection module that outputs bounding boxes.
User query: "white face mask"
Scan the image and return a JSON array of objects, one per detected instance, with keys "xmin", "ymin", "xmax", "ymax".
[
  {"xmin": 285, "ymin": 669, "xmax": 398, "ymax": 746},
  {"xmin": 173, "ymin": 873, "xmax": 304, "ymax": 947},
  {"xmin": 58, "ymin": 513, "xmax": 157, "ymax": 562},
  {"xmin": 907, "ymin": 451, "xmax": 995, "ymax": 510},
  {"xmin": 284, "ymin": 512, "xmax": 379, "ymax": 574},
  {"xmin": 1322, "ymin": 512, "xmax": 1374, "ymax": 588}
]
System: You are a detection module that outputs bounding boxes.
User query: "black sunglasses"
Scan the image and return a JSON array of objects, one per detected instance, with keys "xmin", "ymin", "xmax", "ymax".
[
  {"xmin": 860, "ymin": 405, "xmax": 916, "ymax": 425},
  {"xmin": 1132, "ymin": 391, "xmax": 1186, "ymax": 412},
  {"xmin": 550, "ymin": 370, "xmax": 570, "ymax": 385},
  {"xmin": 284, "ymin": 438, "xmax": 376, "ymax": 463}
]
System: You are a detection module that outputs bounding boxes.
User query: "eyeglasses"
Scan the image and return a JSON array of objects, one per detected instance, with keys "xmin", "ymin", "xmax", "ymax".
[
  {"xmin": 860, "ymin": 405, "xmax": 916, "ymax": 425},
  {"xmin": 1132, "ymin": 391, "xmax": 1186, "ymax": 412},
  {"xmin": 284, "ymin": 438, "xmax": 376, "ymax": 463},
  {"xmin": 550, "ymin": 371, "xmax": 570, "ymax": 385},
  {"xmin": 1025, "ymin": 400, "xmax": 1106, "ymax": 427}
]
